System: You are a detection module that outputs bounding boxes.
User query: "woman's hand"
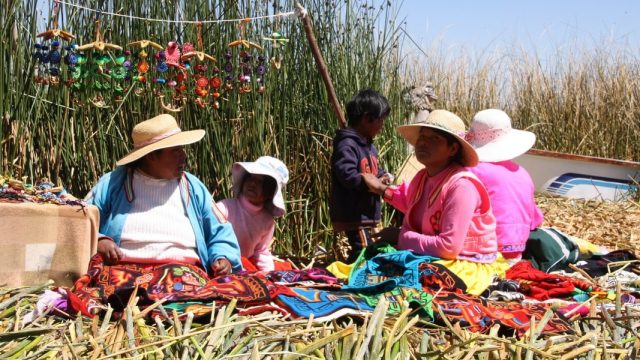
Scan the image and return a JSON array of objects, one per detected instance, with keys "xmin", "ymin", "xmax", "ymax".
[
  {"xmin": 97, "ymin": 238, "xmax": 123, "ymax": 265},
  {"xmin": 211, "ymin": 257, "xmax": 232, "ymax": 276},
  {"xmin": 361, "ymin": 173, "xmax": 387, "ymax": 195}
]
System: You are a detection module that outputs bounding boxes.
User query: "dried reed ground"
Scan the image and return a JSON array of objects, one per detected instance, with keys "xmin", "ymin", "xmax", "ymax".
[
  {"xmin": 537, "ymin": 194, "xmax": 640, "ymax": 252},
  {"xmin": 0, "ymin": 196, "xmax": 639, "ymax": 359}
]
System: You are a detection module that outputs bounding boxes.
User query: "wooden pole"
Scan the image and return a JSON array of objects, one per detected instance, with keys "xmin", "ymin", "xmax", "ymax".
[{"xmin": 295, "ymin": 3, "xmax": 347, "ymax": 129}]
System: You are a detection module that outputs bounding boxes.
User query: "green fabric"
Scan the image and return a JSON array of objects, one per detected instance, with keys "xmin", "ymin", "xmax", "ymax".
[
  {"xmin": 522, "ymin": 227, "xmax": 580, "ymax": 273},
  {"xmin": 359, "ymin": 287, "xmax": 433, "ymax": 319}
]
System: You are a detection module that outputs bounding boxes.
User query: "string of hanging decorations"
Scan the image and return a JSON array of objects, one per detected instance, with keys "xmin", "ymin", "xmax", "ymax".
[
  {"xmin": 54, "ymin": 0, "xmax": 297, "ymax": 24},
  {"xmin": 32, "ymin": 0, "xmax": 297, "ymax": 111}
]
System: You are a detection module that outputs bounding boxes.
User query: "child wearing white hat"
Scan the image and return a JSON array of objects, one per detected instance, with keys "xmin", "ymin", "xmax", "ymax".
[
  {"xmin": 466, "ymin": 109, "xmax": 544, "ymax": 262},
  {"xmin": 216, "ymin": 156, "xmax": 289, "ymax": 272}
]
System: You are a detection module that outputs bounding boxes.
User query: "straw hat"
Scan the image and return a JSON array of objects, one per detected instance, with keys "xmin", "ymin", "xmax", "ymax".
[
  {"xmin": 397, "ymin": 109, "xmax": 479, "ymax": 167},
  {"xmin": 466, "ymin": 109, "xmax": 536, "ymax": 162},
  {"xmin": 116, "ymin": 114, "xmax": 205, "ymax": 166},
  {"xmin": 231, "ymin": 156, "xmax": 290, "ymax": 217}
]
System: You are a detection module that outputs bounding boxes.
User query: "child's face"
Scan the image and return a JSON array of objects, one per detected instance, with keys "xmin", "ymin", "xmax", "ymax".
[
  {"xmin": 242, "ymin": 174, "xmax": 267, "ymax": 206},
  {"xmin": 361, "ymin": 115, "xmax": 386, "ymax": 139}
]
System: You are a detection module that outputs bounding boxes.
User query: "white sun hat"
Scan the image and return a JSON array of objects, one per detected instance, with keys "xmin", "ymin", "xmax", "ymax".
[
  {"xmin": 231, "ymin": 156, "xmax": 290, "ymax": 217},
  {"xmin": 466, "ymin": 109, "xmax": 536, "ymax": 162}
]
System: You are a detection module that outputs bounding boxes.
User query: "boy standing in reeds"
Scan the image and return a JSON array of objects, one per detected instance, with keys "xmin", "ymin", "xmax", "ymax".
[{"xmin": 330, "ymin": 89, "xmax": 392, "ymax": 263}]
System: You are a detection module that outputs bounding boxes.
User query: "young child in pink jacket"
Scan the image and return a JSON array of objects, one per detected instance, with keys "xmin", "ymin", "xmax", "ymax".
[{"xmin": 216, "ymin": 156, "xmax": 289, "ymax": 272}]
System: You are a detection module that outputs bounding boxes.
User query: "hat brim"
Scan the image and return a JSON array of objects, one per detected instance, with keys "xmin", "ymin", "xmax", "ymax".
[
  {"xmin": 397, "ymin": 124, "xmax": 479, "ymax": 167},
  {"xmin": 474, "ymin": 129, "xmax": 536, "ymax": 162},
  {"xmin": 116, "ymin": 129, "xmax": 205, "ymax": 166},
  {"xmin": 231, "ymin": 162, "xmax": 285, "ymax": 217}
]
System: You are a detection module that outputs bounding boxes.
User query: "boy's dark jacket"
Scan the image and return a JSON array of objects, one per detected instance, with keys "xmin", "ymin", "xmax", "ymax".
[{"xmin": 330, "ymin": 127, "xmax": 385, "ymax": 231}]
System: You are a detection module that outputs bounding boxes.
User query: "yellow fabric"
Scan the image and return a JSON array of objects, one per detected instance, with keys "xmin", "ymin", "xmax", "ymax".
[
  {"xmin": 326, "ymin": 261, "xmax": 354, "ymax": 280},
  {"xmin": 435, "ymin": 255, "xmax": 510, "ymax": 295},
  {"xmin": 572, "ymin": 236, "xmax": 605, "ymax": 258}
]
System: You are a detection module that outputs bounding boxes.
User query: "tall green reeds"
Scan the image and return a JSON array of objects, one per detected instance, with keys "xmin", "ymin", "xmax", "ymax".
[
  {"xmin": 1, "ymin": 0, "xmax": 406, "ymax": 258},
  {"xmin": 3, "ymin": 1, "xmax": 639, "ymax": 259}
]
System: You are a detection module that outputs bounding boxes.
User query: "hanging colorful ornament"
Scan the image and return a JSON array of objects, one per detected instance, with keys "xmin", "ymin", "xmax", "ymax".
[
  {"xmin": 77, "ymin": 20, "xmax": 122, "ymax": 52},
  {"xmin": 36, "ymin": 1, "xmax": 75, "ymax": 42},
  {"xmin": 164, "ymin": 41, "xmax": 183, "ymax": 69},
  {"xmin": 228, "ymin": 19, "xmax": 263, "ymax": 50},
  {"xmin": 254, "ymin": 54, "xmax": 267, "ymax": 93}
]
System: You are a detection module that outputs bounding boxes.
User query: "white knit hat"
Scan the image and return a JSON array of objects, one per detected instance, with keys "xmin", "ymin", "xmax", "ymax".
[{"xmin": 231, "ymin": 156, "xmax": 289, "ymax": 217}]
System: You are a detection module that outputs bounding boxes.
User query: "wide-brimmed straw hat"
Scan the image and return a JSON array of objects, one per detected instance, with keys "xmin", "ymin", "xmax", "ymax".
[
  {"xmin": 116, "ymin": 114, "xmax": 205, "ymax": 166},
  {"xmin": 466, "ymin": 109, "xmax": 536, "ymax": 162},
  {"xmin": 397, "ymin": 109, "xmax": 479, "ymax": 167},
  {"xmin": 231, "ymin": 156, "xmax": 290, "ymax": 217}
]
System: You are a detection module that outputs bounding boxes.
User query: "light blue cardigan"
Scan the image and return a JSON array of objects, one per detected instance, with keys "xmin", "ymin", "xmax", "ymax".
[{"xmin": 87, "ymin": 166, "xmax": 242, "ymax": 272}]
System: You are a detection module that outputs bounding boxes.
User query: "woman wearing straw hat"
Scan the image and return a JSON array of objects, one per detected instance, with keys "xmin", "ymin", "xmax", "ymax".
[
  {"xmin": 85, "ymin": 114, "xmax": 241, "ymax": 276},
  {"xmin": 362, "ymin": 110, "xmax": 508, "ymax": 295},
  {"xmin": 466, "ymin": 109, "xmax": 544, "ymax": 263},
  {"xmin": 216, "ymin": 156, "xmax": 290, "ymax": 272}
]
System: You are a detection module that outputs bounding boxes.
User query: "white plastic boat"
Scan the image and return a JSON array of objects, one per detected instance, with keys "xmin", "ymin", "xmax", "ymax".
[{"xmin": 396, "ymin": 149, "xmax": 640, "ymax": 201}]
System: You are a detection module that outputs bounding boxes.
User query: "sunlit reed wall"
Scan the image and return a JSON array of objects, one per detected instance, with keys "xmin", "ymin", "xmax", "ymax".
[
  {"xmin": 3, "ymin": 0, "xmax": 638, "ymax": 259},
  {"xmin": 1, "ymin": 0, "xmax": 407, "ymax": 258}
]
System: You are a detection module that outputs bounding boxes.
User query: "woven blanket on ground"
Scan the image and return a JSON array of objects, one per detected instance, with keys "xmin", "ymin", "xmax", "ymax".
[
  {"xmin": 276, "ymin": 287, "xmax": 374, "ymax": 320},
  {"xmin": 69, "ymin": 254, "xmax": 294, "ymax": 317},
  {"xmin": 506, "ymin": 260, "xmax": 597, "ymax": 301},
  {"xmin": 433, "ymin": 291, "xmax": 572, "ymax": 336}
]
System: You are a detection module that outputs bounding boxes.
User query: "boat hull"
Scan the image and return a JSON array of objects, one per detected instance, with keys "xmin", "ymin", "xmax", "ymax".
[{"xmin": 396, "ymin": 149, "xmax": 640, "ymax": 201}]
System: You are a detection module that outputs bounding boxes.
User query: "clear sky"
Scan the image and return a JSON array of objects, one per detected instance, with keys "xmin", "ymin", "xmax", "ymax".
[{"xmin": 395, "ymin": 0, "xmax": 640, "ymax": 57}]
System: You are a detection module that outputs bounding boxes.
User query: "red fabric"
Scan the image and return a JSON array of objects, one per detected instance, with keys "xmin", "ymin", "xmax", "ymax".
[
  {"xmin": 433, "ymin": 290, "xmax": 571, "ymax": 336},
  {"xmin": 69, "ymin": 254, "xmax": 295, "ymax": 317},
  {"xmin": 242, "ymin": 257, "xmax": 260, "ymax": 272},
  {"xmin": 242, "ymin": 256, "xmax": 293, "ymax": 272},
  {"xmin": 505, "ymin": 260, "xmax": 596, "ymax": 300}
]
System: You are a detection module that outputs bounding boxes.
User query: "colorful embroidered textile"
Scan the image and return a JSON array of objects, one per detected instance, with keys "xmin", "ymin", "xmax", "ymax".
[
  {"xmin": 345, "ymin": 246, "xmax": 438, "ymax": 293},
  {"xmin": 506, "ymin": 260, "xmax": 596, "ymax": 301},
  {"xmin": 264, "ymin": 268, "xmax": 339, "ymax": 285},
  {"xmin": 418, "ymin": 262, "xmax": 467, "ymax": 292},
  {"xmin": 70, "ymin": 255, "xmax": 293, "ymax": 317},
  {"xmin": 432, "ymin": 291, "xmax": 572, "ymax": 336},
  {"xmin": 276, "ymin": 288, "xmax": 373, "ymax": 319},
  {"xmin": 358, "ymin": 286, "xmax": 433, "ymax": 318}
]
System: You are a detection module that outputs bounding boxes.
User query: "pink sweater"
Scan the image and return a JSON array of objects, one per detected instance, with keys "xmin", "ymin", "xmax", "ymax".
[
  {"xmin": 468, "ymin": 161, "xmax": 544, "ymax": 258},
  {"xmin": 386, "ymin": 164, "xmax": 498, "ymax": 263},
  {"xmin": 217, "ymin": 196, "xmax": 275, "ymax": 271}
]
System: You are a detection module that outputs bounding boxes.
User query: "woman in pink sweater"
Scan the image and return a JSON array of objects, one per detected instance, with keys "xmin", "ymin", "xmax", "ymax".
[
  {"xmin": 465, "ymin": 109, "xmax": 543, "ymax": 262},
  {"xmin": 216, "ymin": 156, "xmax": 289, "ymax": 272},
  {"xmin": 363, "ymin": 110, "xmax": 508, "ymax": 294}
]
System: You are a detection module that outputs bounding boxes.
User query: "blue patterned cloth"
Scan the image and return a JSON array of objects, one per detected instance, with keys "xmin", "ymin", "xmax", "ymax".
[{"xmin": 344, "ymin": 245, "xmax": 438, "ymax": 293}]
